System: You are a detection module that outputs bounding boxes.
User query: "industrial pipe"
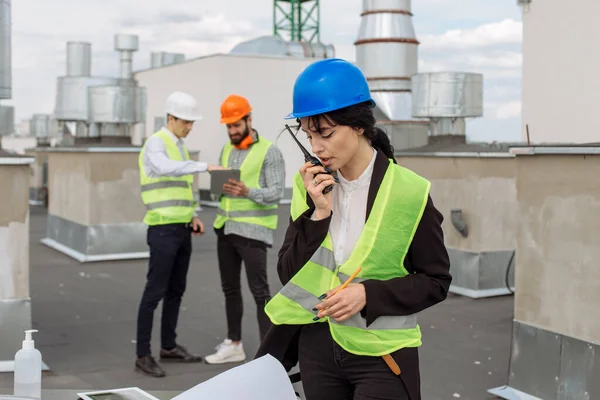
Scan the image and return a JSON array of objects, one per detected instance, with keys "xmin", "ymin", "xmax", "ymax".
[
  {"xmin": 450, "ymin": 208, "xmax": 468, "ymax": 238},
  {"xmin": 114, "ymin": 34, "xmax": 139, "ymax": 80}
]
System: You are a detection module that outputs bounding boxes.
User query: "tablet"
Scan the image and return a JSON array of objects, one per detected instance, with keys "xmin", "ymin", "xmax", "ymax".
[
  {"xmin": 77, "ymin": 387, "xmax": 160, "ymax": 400},
  {"xmin": 210, "ymin": 169, "xmax": 241, "ymax": 195}
]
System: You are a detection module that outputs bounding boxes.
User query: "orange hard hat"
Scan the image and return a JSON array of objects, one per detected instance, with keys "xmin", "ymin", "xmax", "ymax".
[{"xmin": 220, "ymin": 94, "xmax": 252, "ymax": 124}]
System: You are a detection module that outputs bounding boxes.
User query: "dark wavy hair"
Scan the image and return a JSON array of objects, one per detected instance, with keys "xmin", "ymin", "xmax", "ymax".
[{"xmin": 297, "ymin": 101, "xmax": 397, "ymax": 163}]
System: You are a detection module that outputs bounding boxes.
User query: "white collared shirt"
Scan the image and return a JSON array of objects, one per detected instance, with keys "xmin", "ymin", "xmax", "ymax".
[
  {"xmin": 142, "ymin": 127, "xmax": 208, "ymax": 178},
  {"xmin": 329, "ymin": 149, "xmax": 377, "ymax": 265}
]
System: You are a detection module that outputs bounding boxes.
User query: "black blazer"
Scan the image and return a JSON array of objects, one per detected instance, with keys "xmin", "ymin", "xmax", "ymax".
[{"xmin": 255, "ymin": 149, "xmax": 452, "ymax": 400}]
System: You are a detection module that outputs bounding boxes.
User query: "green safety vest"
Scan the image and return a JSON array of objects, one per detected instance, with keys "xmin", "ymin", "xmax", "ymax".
[
  {"xmin": 264, "ymin": 159, "xmax": 431, "ymax": 357},
  {"xmin": 213, "ymin": 137, "xmax": 278, "ymax": 231},
  {"xmin": 138, "ymin": 130, "xmax": 196, "ymax": 226}
]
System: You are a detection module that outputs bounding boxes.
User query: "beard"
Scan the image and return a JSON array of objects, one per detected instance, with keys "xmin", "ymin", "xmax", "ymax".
[{"xmin": 230, "ymin": 125, "xmax": 251, "ymax": 145}]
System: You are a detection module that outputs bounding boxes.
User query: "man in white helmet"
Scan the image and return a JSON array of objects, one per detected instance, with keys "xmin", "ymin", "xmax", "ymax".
[{"xmin": 135, "ymin": 91, "xmax": 223, "ymax": 377}]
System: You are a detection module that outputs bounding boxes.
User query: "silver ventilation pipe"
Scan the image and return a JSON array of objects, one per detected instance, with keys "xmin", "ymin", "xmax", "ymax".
[
  {"xmin": 66, "ymin": 42, "xmax": 91, "ymax": 76},
  {"xmin": 355, "ymin": 0, "xmax": 418, "ymax": 121},
  {"xmin": 30, "ymin": 114, "xmax": 53, "ymax": 139},
  {"xmin": 354, "ymin": 0, "xmax": 430, "ymax": 150},
  {"xmin": 114, "ymin": 34, "xmax": 139, "ymax": 80}
]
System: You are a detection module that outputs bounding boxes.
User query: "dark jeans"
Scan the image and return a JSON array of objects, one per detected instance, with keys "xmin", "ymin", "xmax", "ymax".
[
  {"xmin": 136, "ymin": 224, "xmax": 192, "ymax": 357},
  {"xmin": 216, "ymin": 231, "xmax": 272, "ymax": 342},
  {"xmin": 298, "ymin": 324, "xmax": 410, "ymax": 400}
]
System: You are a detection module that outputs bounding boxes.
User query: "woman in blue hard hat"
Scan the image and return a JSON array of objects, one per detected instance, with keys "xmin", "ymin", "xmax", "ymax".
[{"xmin": 256, "ymin": 58, "xmax": 452, "ymax": 400}]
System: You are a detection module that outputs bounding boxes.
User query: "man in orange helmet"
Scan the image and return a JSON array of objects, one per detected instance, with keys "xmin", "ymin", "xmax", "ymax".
[{"xmin": 204, "ymin": 94, "xmax": 286, "ymax": 364}]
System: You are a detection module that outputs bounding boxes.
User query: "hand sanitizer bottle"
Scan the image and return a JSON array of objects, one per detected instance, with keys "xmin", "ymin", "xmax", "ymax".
[{"xmin": 13, "ymin": 330, "xmax": 42, "ymax": 399}]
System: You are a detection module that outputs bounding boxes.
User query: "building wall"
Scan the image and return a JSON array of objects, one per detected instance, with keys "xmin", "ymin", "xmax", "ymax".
[
  {"xmin": 396, "ymin": 155, "xmax": 518, "ymax": 252},
  {"xmin": 47, "ymin": 151, "xmax": 145, "ymax": 225},
  {"xmin": 514, "ymin": 153, "xmax": 600, "ymax": 343},
  {"xmin": 0, "ymin": 160, "xmax": 33, "ymax": 361},
  {"xmin": 24, "ymin": 150, "xmax": 46, "ymax": 189},
  {"xmin": 134, "ymin": 54, "xmax": 316, "ymax": 191},
  {"xmin": 0, "ymin": 164, "xmax": 31, "ymax": 299},
  {"xmin": 522, "ymin": 0, "xmax": 600, "ymax": 144},
  {"xmin": 46, "ymin": 150, "xmax": 201, "ymax": 226}
]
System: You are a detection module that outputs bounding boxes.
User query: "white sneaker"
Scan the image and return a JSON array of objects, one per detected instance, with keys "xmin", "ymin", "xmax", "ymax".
[{"xmin": 204, "ymin": 339, "xmax": 246, "ymax": 364}]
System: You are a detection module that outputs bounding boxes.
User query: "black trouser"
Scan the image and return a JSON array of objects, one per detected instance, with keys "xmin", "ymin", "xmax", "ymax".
[
  {"xmin": 298, "ymin": 323, "xmax": 410, "ymax": 400},
  {"xmin": 216, "ymin": 231, "xmax": 272, "ymax": 342},
  {"xmin": 136, "ymin": 224, "xmax": 192, "ymax": 357}
]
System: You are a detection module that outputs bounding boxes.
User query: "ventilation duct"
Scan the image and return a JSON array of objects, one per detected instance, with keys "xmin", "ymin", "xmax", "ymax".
[
  {"xmin": 411, "ymin": 72, "xmax": 484, "ymax": 136},
  {"xmin": 115, "ymin": 34, "xmax": 138, "ymax": 80},
  {"xmin": 66, "ymin": 42, "xmax": 91, "ymax": 77},
  {"xmin": 150, "ymin": 52, "xmax": 186, "ymax": 68},
  {"xmin": 353, "ymin": 0, "xmax": 430, "ymax": 151},
  {"xmin": 29, "ymin": 114, "xmax": 54, "ymax": 139},
  {"xmin": 355, "ymin": 0, "xmax": 419, "ymax": 121},
  {"xmin": 54, "ymin": 34, "xmax": 147, "ymax": 141}
]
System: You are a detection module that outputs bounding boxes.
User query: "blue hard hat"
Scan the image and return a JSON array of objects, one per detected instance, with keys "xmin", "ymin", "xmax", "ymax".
[{"xmin": 285, "ymin": 58, "xmax": 376, "ymax": 119}]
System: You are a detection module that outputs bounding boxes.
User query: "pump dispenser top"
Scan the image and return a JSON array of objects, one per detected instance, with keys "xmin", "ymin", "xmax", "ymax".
[{"xmin": 22, "ymin": 330, "xmax": 38, "ymax": 350}]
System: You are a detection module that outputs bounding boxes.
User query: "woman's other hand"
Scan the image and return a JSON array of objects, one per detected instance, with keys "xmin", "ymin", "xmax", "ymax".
[
  {"xmin": 314, "ymin": 283, "xmax": 366, "ymax": 322},
  {"xmin": 299, "ymin": 161, "xmax": 336, "ymax": 220}
]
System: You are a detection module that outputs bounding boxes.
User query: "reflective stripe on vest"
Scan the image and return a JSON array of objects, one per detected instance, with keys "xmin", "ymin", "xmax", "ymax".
[
  {"xmin": 138, "ymin": 130, "xmax": 195, "ymax": 226},
  {"xmin": 264, "ymin": 159, "xmax": 431, "ymax": 357},
  {"xmin": 213, "ymin": 136, "xmax": 278, "ymax": 230}
]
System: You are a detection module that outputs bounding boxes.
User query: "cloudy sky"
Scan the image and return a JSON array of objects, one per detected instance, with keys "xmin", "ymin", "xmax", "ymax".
[{"xmin": 7, "ymin": 0, "xmax": 522, "ymax": 142}]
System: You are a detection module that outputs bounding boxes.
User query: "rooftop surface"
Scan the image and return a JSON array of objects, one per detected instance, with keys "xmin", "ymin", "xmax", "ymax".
[{"xmin": 0, "ymin": 206, "xmax": 514, "ymax": 399}]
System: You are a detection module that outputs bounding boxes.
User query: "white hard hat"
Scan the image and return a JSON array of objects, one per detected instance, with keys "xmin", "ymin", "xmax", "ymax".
[{"xmin": 165, "ymin": 91, "xmax": 203, "ymax": 121}]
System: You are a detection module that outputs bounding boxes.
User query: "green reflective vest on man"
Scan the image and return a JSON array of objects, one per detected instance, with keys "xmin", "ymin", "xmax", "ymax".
[
  {"xmin": 264, "ymin": 158, "xmax": 431, "ymax": 357},
  {"xmin": 213, "ymin": 136, "xmax": 278, "ymax": 231},
  {"xmin": 138, "ymin": 130, "xmax": 196, "ymax": 226}
]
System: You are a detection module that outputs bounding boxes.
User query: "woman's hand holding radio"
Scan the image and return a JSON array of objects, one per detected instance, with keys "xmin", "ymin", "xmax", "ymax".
[{"xmin": 300, "ymin": 161, "xmax": 337, "ymax": 220}]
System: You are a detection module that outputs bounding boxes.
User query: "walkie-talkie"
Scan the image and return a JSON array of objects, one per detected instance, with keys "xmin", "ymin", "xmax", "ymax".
[{"xmin": 284, "ymin": 124, "xmax": 337, "ymax": 194}]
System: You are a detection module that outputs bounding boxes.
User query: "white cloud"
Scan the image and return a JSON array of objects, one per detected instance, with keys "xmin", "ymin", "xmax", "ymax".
[
  {"xmin": 466, "ymin": 51, "xmax": 522, "ymax": 68},
  {"xmin": 495, "ymin": 100, "xmax": 522, "ymax": 120},
  {"xmin": 418, "ymin": 54, "xmax": 522, "ymax": 78},
  {"xmin": 420, "ymin": 19, "xmax": 522, "ymax": 50},
  {"xmin": 413, "ymin": 0, "xmax": 522, "ymax": 25}
]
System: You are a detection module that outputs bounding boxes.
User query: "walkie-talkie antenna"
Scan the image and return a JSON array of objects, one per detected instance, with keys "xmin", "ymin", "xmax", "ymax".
[
  {"xmin": 284, "ymin": 124, "xmax": 312, "ymax": 161},
  {"xmin": 284, "ymin": 124, "xmax": 337, "ymax": 194}
]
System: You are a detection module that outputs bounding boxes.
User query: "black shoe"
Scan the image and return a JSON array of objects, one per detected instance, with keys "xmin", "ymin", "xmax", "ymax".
[
  {"xmin": 135, "ymin": 355, "xmax": 166, "ymax": 378},
  {"xmin": 160, "ymin": 344, "xmax": 203, "ymax": 363}
]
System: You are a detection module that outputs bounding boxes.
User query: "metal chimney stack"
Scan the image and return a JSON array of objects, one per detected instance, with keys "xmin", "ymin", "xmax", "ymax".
[
  {"xmin": 355, "ymin": 0, "xmax": 429, "ymax": 149},
  {"xmin": 355, "ymin": 0, "xmax": 418, "ymax": 120}
]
